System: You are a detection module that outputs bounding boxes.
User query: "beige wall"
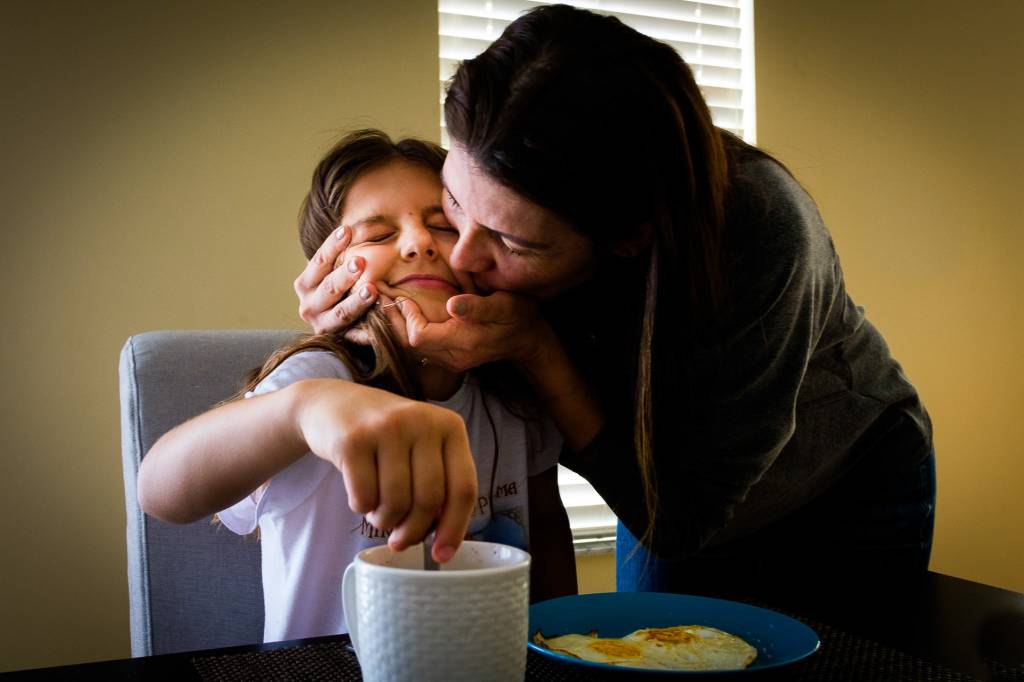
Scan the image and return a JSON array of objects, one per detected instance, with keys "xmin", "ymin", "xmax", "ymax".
[
  {"xmin": 0, "ymin": 1, "xmax": 439, "ymax": 672},
  {"xmin": 577, "ymin": 553, "xmax": 616, "ymax": 594},
  {"xmin": 755, "ymin": 1, "xmax": 1024, "ymax": 593},
  {"xmin": 2, "ymin": 0, "xmax": 1022, "ymax": 674}
]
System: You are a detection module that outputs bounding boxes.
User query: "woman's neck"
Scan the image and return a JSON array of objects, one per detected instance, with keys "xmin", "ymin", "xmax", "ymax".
[{"xmin": 415, "ymin": 364, "xmax": 464, "ymax": 401}]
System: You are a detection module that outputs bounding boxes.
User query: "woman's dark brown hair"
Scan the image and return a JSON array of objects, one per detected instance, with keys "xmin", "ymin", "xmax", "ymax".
[{"xmin": 444, "ymin": 5, "xmax": 745, "ymax": 550}]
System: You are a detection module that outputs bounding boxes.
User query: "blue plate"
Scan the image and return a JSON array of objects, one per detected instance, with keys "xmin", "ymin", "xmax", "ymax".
[{"xmin": 529, "ymin": 592, "xmax": 820, "ymax": 675}]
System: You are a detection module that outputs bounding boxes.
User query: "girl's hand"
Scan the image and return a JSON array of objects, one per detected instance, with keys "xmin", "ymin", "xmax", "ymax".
[
  {"xmin": 293, "ymin": 379, "xmax": 478, "ymax": 562},
  {"xmin": 294, "ymin": 226, "xmax": 377, "ymax": 338},
  {"xmin": 393, "ymin": 291, "xmax": 553, "ymax": 373}
]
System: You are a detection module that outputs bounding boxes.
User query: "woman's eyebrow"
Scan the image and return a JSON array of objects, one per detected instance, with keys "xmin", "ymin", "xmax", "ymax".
[{"xmin": 439, "ymin": 177, "xmax": 548, "ymax": 249}]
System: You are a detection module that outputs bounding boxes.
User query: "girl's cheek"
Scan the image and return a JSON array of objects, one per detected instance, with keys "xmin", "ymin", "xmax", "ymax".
[{"xmin": 453, "ymin": 270, "xmax": 477, "ymax": 295}]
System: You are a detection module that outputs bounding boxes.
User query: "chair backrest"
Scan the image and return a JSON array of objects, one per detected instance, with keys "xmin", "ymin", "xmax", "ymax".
[{"xmin": 119, "ymin": 329, "xmax": 298, "ymax": 656}]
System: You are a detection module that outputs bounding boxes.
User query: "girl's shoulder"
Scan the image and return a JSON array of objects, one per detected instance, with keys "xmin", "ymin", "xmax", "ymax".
[{"xmin": 247, "ymin": 350, "xmax": 355, "ymax": 398}]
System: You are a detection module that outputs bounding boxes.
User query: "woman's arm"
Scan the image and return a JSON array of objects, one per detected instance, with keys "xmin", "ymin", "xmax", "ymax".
[
  {"xmin": 527, "ymin": 466, "xmax": 578, "ymax": 603},
  {"xmin": 514, "ymin": 323, "xmax": 603, "ymax": 453},
  {"xmin": 137, "ymin": 378, "xmax": 479, "ymax": 562}
]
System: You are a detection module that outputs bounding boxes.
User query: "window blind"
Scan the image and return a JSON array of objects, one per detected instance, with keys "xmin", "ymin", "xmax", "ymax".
[
  {"xmin": 439, "ymin": 0, "xmax": 756, "ymax": 148},
  {"xmin": 438, "ymin": 0, "xmax": 756, "ymax": 551}
]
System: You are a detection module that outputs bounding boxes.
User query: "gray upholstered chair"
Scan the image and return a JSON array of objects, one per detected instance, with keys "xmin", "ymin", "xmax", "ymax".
[{"xmin": 119, "ymin": 330, "xmax": 298, "ymax": 656}]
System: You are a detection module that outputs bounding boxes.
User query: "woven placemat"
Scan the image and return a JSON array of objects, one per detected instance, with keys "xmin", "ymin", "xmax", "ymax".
[
  {"xmin": 193, "ymin": 615, "xmax": 985, "ymax": 682},
  {"xmin": 787, "ymin": 620, "xmax": 979, "ymax": 682},
  {"xmin": 987, "ymin": 660, "xmax": 1024, "ymax": 681}
]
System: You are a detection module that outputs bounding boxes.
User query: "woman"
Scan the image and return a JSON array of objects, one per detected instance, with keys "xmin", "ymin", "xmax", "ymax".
[{"xmin": 295, "ymin": 5, "xmax": 934, "ymax": 602}]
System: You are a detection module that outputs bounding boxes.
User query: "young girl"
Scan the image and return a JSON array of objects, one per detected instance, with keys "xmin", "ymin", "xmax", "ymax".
[{"xmin": 137, "ymin": 129, "xmax": 577, "ymax": 643}]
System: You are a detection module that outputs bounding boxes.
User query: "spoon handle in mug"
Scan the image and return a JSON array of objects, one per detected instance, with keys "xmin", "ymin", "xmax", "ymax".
[{"xmin": 423, "ymin": 532, "xmax": 439, "ymax": 571}]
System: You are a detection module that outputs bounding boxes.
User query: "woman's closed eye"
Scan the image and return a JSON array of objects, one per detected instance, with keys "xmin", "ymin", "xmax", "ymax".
[
  {"xmin": 498, "ymin": 235, "xmax": 535, "ymax": 257},
  {"xmin": 444, "ymin": 188, "xmax": 461, "ymax": 211}
]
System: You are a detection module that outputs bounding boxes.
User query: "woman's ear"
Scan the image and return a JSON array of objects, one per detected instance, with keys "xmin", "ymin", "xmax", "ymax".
[{"xmin": 612, "ymin": 222, "xmax": 652, "ymax": 258}]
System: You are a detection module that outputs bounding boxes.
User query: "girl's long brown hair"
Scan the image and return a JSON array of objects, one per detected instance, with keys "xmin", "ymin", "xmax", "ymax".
[
  {"xmin": 444, "ymin": 5, "xmax": 744, "ymax": 551},
  {"xmin": 213, "ymin": 131, "xmax": 442, "ymax": 536},
  {"xmin": 235, "ymin": 129, "xmax": 448, "ymax": 400},
  {"xmin": 236, "ymin": 128, "xmax": 534, "ymax": 417}
]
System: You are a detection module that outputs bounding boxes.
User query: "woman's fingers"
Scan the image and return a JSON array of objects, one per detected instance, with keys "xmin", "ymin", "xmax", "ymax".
[
  {"xmin": 317, "ymin": 278, "xmax": 377, "ymax": 335},
  {"xmin": 294, "ymin": 228, "xmax": 353, "ymax": 322},
  {"xmin": 445, "ymin": 293, "xmax": 479, "ymax": 320},
  {"xmin": 397, "ymin": 292, "xmax": 540, "ymax": 372},
  {"xmin": 295, "ymin": 227, "xmax": 379, "ymax": 334},
  {"xmin": 446, "ymin": 292, "xmax": 512, "ymax": 322},
  {"xmin": 396, "ymin": 299, "xmax": 465, "ymax": 372},
  {"xmin": 395, "ymin": 296, "xmax": 430, "ymax": 343},
  {"xmin": 375, "ymin": 292, "xmax": 410, "ymax": 347},
  {"xmin": 294, "ymin": 226, "xmax": 351, "ymax": 297}
]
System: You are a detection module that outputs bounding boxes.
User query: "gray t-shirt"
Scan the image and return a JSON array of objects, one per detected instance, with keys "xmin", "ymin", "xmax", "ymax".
[{"xmin": 561, "ymin": 155, "xmax": 931, "ymax": 558}]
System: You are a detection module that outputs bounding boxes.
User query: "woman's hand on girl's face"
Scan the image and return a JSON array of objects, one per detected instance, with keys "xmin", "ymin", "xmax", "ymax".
[
  {"xmin": 294, "ymin": 226, "xmax": 378, "ymax": 337},
  {"xmin": 293, "ymin": 379, "xmax": 478, "ymax": 563},
  {"xmin": 394, "ymin": 291, "xmax": 549, "ymax": 373}
]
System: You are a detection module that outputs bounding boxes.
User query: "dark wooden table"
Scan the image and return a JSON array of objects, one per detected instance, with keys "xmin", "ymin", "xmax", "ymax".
[{"xmin": 4, "ymin": 572, "xmax": 1023, "ymax": 680}]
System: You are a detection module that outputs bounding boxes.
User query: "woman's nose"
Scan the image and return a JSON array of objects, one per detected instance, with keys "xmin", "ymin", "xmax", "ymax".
[{"xmin": 449, "ymin": 226, "xmax": 493, "ymax": 273}]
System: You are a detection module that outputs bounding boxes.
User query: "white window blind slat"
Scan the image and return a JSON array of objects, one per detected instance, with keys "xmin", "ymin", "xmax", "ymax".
[
  {"xmin": 441, "ymin": 0, "xmax": 741, "ymax": 25},
  {"xmin": 441, "ymin": 14, "xmax": 741, "ymax": 52},
  {"xmin": 442, "ymin": 34, "xmax": 742, "ymax": 73},
  {"xmin": 558, "ymin": 485, "xmax": 609, "ymax": 509},
  {"xmin": 439, "ymin": 0, "xmax": 756, "ymax": 549}
]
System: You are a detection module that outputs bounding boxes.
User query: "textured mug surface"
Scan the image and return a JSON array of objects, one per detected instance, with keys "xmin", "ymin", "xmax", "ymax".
[{"xmin": 342, "ymin": 540, "xmax": 530, "ymax": 682}]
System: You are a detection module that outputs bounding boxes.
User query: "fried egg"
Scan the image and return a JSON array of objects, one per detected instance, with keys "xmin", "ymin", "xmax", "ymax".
[{"xmin": 533, "ymin": 624, "xmax": 758, "ymax": 671}]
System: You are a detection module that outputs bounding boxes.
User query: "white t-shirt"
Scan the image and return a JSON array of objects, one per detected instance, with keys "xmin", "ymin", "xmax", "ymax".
[{"xmin": 217, "ymin": 351, "xmax": 562, "ymax": 643}]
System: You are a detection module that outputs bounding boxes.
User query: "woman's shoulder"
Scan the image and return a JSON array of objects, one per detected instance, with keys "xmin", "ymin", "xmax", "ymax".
[
  {"xmin": 248, "ymin": 350, "xmax": 355, "ymax": 397},
  {"xmin": 725, "ymin": 154, "xmax": 833, "ymax": 267},
  {"xmin": 730, "ymin": 155, "xmax": 819, "ymax": 225}
]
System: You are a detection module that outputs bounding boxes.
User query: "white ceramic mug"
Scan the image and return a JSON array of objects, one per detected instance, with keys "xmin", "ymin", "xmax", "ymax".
[{"xmin": 342, "ymin": 540, "xmax": 531, "ymax": 682}]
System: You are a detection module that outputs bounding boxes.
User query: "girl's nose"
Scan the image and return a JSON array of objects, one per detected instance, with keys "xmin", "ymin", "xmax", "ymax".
[{"xmin": 400, "ymin": 227, "xmax": 437, "ymax": 260}]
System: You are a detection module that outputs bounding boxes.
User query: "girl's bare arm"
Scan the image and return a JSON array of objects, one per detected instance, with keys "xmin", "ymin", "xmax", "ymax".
[
  {"xmin": 137, "ymin": 384, "xmax": 308, "ymax": 525},
  {"xmin": 137, "ymin": 378, "xmax": 478, "ymax": 563}
]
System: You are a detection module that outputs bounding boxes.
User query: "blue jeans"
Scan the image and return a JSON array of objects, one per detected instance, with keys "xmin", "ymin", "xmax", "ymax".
[{"xmin": 616, "ymin": 419, "xmax": 936, "ymax": 601}]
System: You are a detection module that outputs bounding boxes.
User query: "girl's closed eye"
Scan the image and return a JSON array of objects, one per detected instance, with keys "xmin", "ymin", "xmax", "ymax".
[
  {"xmin": 359, "ymin": 229, "xmax": 397, "ymax": 244},
  {"xmin": 428, "ymin": 222, "xmax": 457, "ymax": 235}
]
